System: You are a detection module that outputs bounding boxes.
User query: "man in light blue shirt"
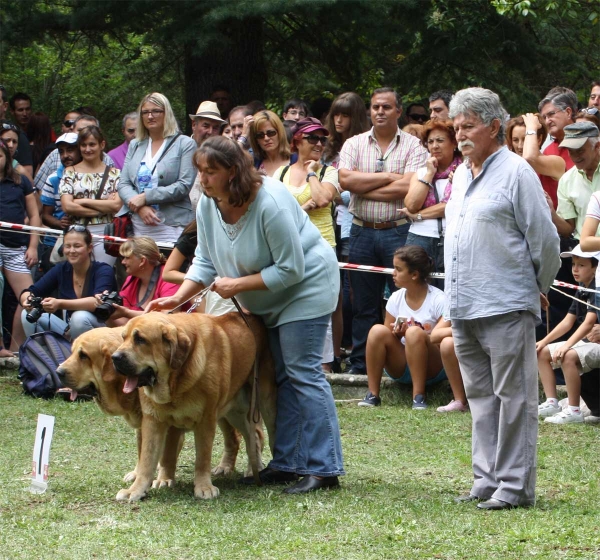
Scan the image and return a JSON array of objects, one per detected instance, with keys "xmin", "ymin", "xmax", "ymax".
[{"xmin": 445, "ymin": 88, "xmax": 560, "ymax": 510}]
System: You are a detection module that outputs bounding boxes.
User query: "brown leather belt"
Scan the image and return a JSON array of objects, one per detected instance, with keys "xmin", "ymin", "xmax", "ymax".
[{"xmin": 352, "ymin": 217, "xmax": 408, "ymax": 230}]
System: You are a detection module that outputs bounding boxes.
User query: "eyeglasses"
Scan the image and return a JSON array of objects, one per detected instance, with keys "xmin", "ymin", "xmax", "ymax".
[
  {"xmin": 581, "ymin": 107, "xmax": 599, "ymax": 116},
  {"xmin": 1, "ymin": 122, "xmax": 18, "ymax": 132},
  {"xmin": 126, "ymin": 128, "xmax": 136, "ymax": 134},
  {"xmin": 375, "ymin": 159, "xmax": 385, "ymax": 173},
  {"xmin": 286, "ymin": 109, "xmax": 306, "ymax": 118},
  {"xmin": 255, "ymin": 129, "xmax": 277, "ymax": 140},
  {"xmin": 409, "ymin": 114, "xmax": 429, "ymax": 122},
  {"xmin": 302, "ymin": 134, "xmax": 328, "ymax": 146},
  {"xmin": 67, "ymin": 225, "xmax": 88, "ymax": 233},
  {"xmin": 63, "ymin": 120, "xmax": 76, "ymax": 128},
  {"xmin": 141, "ymin": 109, "xmax": 165, "ymax": 117},
  {"xmin": 541, "ymin": 108, "xmax": 564, "ymax": 121}
]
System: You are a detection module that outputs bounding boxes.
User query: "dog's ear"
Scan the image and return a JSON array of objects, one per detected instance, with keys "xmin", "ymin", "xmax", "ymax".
[
  {"xmin": 163, "ymin": 324, "xmax": 192, "ymax": 371},
  {"xmin": 100, "ymin": 342, "xmax": 118, "ymax": 382}
]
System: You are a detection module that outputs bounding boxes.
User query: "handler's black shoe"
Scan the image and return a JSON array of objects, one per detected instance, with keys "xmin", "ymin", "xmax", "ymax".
[
  {"xmin": 454, "ymin": 493, "xmax": 481, "ymax": 503},
  {"xmin": 282, "ymin": 475, "xmax": 340, "ymax": 494},
  {"xmin": 240, "ymin": 467, "xmax": 298, "ymax": 485}
]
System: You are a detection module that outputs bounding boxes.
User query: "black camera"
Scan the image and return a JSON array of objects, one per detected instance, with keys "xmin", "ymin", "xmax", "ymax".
[
  {"xmin": 94, "ymin": 291, "xmax": 123, "ymax": 321},
  {"xmin": 25, "ymin": 296, "xmax": 45, "ymax": 324}
]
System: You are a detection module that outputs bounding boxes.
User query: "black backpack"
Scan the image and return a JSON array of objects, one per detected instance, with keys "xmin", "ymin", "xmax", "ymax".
[{"xmin": 18, "ymin": 332, "xmax": 71, "ymax": 399}]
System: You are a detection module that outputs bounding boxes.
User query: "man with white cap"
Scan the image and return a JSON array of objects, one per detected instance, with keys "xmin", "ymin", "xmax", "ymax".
[
  {"xmin": 38, "ymin": 133, "xmax": 82, "ymax": 274},
  {"xmin": 189, "ymin": 101, "xmax": 225, "ymax": 147},
  {"xmin": 536, "ymin": 244, "xmax": 600, "ymax": 424},
  {"xmin": 554, "ymin": 122, "xmax": 600, "ymax": 239}
]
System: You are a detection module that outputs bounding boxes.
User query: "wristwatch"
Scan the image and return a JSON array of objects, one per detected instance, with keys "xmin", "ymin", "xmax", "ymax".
[
  {"xmin": 416, "ymin": 213, "xmax": 423, "ymax": 222},
  {"xmin": 525, "ymin": 130, "xmax": 537, "ymax": 135},
  {"xmin": 306, "ymin": 172, "xmax": 317, "ymax": 181}
]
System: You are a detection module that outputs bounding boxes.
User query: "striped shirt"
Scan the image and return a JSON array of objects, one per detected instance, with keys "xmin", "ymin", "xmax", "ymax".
[{"xmin": 338, "ymin": 127, "xmax": 427, "ymax": 222}]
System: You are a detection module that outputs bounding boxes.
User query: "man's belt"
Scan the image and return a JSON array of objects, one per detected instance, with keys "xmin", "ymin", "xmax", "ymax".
[{"xmin": 352, "ymin": 217, "xmax": 408, "ymax": 230}]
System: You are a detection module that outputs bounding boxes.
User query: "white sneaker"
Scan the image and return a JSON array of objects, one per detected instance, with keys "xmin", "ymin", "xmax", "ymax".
[
  {"xmin": 538, "ymin": 401, "xmax": 561, "ymax": 418},
  {"xmin": 544, "ymin": 409, "xmax": 584, "ymax": 424},
  {"xmin": 584, "ymin": 415, "xmax": 600, "ymax": 424}
]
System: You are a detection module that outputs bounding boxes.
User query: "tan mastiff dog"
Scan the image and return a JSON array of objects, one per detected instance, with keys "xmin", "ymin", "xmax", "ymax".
[{"xmin": 110, "ymin": 312, "xmax": 276, "ymax": 501}]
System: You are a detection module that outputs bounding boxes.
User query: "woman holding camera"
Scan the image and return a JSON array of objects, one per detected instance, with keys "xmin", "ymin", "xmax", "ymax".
[
  {"xmin": 98, "ymin": 237, "xmax": 180, "ymax": 326},
  {"xmin": 20, "ymin": 226, "xmax": 116, "ymax": 339}
]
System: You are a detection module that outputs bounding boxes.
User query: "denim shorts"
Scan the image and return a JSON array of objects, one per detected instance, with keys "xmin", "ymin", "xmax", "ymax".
[{"xmin": 384, "ymin": 366, "xmax": 447, "ymax": 385}]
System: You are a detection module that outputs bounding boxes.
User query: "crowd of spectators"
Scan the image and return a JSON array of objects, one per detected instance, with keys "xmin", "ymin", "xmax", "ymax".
[{"xmin": 0, "ymin": 81, "xmax": 599, "ymax": 425}]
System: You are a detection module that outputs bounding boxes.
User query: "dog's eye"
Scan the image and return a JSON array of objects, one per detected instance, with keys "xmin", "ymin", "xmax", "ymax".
[
  {"xmin": 134, "ymin": 332, "xmax": 146, "ymax": 345},
  {"xmin": 78, "ymin": 350, "xmax": 89, "ymax": 360}
]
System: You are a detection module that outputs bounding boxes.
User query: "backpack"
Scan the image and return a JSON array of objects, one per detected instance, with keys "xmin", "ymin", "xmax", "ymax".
[
  {"xmin": 104, "ymin": 213, "xmax": 133, "ymax": 257},
  {"xmin": 18, "ymin": 331, "xmax": 71, "ymax": 399}
]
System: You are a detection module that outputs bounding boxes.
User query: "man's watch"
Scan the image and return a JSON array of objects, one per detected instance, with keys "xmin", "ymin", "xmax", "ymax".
[
  {"xmin": 416, "ymin": 213, "xmax": 423, "ymax": 222},
  {"xmin": 525, "ymin": 130, "xmax": 537, "ymax": 135},
  {"xmin": 306, "ymin": 172, "xmax": 318, "ymax": 181}
]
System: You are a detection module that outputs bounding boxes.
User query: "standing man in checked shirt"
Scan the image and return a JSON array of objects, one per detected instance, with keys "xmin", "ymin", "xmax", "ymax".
[
  {"xmin": 446, "ymin": 88, "xmax": 560, "ymax": 510},
  {"xmin": 339, "ymin": 87, "xmax": 428, "ymax": 377}
]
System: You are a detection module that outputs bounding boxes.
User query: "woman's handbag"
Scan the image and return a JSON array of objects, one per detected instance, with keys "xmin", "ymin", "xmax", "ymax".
[{"xmin": 104, "ymin": 213, "xmax": 133, "ymax": 257}]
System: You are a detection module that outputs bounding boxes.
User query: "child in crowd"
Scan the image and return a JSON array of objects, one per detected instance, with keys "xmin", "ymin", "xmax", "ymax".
[
  {"xmin": 359, "ymin": 245, "xmax": 446, "ymax": 409},
  {"xmin": 430, "ymin": 319, "xmax": 468, "ymax": 412},
  {"xmin": 536, "ymin": 245, "xmax": 600, "ymax": 424}
]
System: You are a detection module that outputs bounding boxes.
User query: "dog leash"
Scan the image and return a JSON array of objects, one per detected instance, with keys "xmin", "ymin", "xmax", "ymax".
[{"xmin": 229, "ymin": 296, "xmax": 261, "ymax": 426}]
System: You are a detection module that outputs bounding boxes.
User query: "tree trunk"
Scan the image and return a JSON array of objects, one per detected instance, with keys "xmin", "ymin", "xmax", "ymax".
[{"xmin": 184, "ymin": 17, "xmax": 266, "ymax": 133}]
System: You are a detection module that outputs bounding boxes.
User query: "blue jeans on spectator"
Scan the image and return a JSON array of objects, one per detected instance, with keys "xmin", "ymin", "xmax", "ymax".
[
  {"xmin": 267, "ymin": 314, "xmax": 345, "ymax": 477},
  {"xmin": 348, "ymin": 222, "xmax": 409, "ymax": 373},
  {"xmin": 21, "ymin": 309, "xmax": 105, "ymax": 340}
]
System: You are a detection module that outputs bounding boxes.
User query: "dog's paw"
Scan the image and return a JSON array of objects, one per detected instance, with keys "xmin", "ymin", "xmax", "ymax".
[
  {"xmin": 116, "ymin": 485, "xmax": 147, "ymax": 503},
  {"xmin": 152, "ymin": 477, "xmax": 174, "ymax": 489},
  {"xmin": 116, "ymin": 489, "xmax": 132, "ymax": 502},
  {"xmin": 123, "ymin": 470, "xmax": 137, "ymax": 483},
  {"xmin": 212, "ymin": 463, "xmax": 234, "ymax": 476},
  {"xmin": 194, "ymin": 483, "xmax": 220, "ymax": 500}
]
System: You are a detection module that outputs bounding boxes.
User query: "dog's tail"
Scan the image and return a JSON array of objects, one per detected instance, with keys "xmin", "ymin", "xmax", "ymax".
[{"xmin": 247, "ymin": 360, "xmax": 264, "ymax": 485}]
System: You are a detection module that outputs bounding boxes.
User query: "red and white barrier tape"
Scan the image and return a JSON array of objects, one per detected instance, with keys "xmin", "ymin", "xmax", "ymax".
[
  {"xmin": 338, "ymin": 262, "xmax": 600, "ymax": 294},
  {"xmin": 2, "ymin": 221, "xmax": 599, "ymax": 296},
  {"xmin": 0, "ymin": 221, "xmax": 174, "ymax": 250}
]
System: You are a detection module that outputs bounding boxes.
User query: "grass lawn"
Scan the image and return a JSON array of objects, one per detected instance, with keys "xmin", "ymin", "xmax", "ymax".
[{"xmin": 0, "ymin": 372, "xmax": 598, "ymax": 560}]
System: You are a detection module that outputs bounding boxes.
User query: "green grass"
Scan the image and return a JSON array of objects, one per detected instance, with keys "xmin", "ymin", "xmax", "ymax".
[{"xmin": 0, "ymin": 373, "xmax": 599, "ymax": 560}]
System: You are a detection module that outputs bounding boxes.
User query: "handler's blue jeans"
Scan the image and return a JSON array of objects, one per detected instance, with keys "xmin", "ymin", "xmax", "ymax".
[
  {"xmin": 21, "ymin": 310, "xmax": 105, "ymax": 340},
  {"xmin": 348, "ymin": 222, "xmax": 409, "ymax": 373},
  {"xmin": 267, "ymin": 314, "xmax": 345, "ymax": 477}
]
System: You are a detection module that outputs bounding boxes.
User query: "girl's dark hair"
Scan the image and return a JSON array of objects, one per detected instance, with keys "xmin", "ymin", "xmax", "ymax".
[
  {"xmin": 77, "ymin": 125, "xmax": 106, "ymax": 151},
  {"xmin": 0, "ymin": 140, "xmax": 21, "ymax": 184},
  {"xmin": 26, "ymin": 112, "xmax": 53, "ymax": 168},
  {"xmin": 182, "ymin": 219, "xmax": 197, "ymax": 236},
  {"xmin": 63, "ymin": 225, "xmax": 93, "ymax": 246},
  {"xmin": 324, "ymin": 92, "xmax": 369, "ymax": 162},
  {"xmin": 394, "ymin": 245, "xmax": 434, "ymax": 282},
  {"xmin": 194, "ymin": 136, "xmax": 262, "ymax": 207}
]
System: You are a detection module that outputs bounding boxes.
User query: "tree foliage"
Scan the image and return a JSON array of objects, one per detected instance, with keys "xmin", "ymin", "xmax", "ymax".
[{"xmin": 0, "ymin": 0, "xmax": 597, "ymax": 146}]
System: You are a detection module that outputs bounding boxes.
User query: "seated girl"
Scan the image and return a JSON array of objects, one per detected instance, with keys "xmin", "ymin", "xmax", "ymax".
[
  {"xmin": 19, "ymin": 226, "xmax": 116, "ymax": 340},
  {"xmin": 99, "ymin": 237, "xmax": 180, "ymax": 325},
  {"xmin": 358, "ymin": 245, "xmax": 446, "ymax": 409}
]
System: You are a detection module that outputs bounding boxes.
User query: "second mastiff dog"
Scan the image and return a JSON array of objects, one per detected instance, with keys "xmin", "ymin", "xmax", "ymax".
[{"xmin": 111, "ymin": 311, "xmax": 276, "ymax": 501}]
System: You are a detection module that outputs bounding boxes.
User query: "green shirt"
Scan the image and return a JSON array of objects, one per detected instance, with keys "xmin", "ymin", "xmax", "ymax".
[{"xmin": 557, "ymin": 161, "xmax": 600, "ymax": 238}]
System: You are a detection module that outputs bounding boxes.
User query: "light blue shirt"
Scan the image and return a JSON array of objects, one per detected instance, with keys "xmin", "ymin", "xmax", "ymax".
[
  {"xmin": 185, "ymin": 177, "xmax": 340, "ymax": 328},
  {"xmin": 444, "ymin": 146, "xmax": 560, "ymax": 323}
]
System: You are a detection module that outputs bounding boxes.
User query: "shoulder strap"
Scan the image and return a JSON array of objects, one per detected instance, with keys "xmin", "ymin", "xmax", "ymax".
[
  {"xmin": 431, "ymin": 179, "xmax": 443, "ymax": 238},
  {"xmin": 319, "ymin": 164, "xmax": 328, "ymax": 182},
  {"xmin": 279, "ymin": 165, "xmax": 290, "ymax": 182},
  {"xmin": 95, "ymin": 166, "xmax": 111, "ymax": 200},
  {"xmin": 151, "ymin": 133, "xmax": 182, "ymax": 174}
]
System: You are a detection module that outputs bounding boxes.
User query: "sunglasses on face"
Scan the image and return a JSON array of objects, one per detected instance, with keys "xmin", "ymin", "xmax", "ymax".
[
  {"xmin": 303, "ymin": 134, "xmax": 328, "ymax": 146},
  {"xmin": 255, "ymin": 129, "xmax": 277, "ymax": 140},
  {"xmin": 408, "ymin": 114, "xmax": 428, "ymax": 122},
  {"xmin": 63, "ymin": 120, "xmax": 76, "ymax": 128}
]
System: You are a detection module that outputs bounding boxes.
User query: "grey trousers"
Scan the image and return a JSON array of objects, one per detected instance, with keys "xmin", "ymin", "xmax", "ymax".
[{"xmin": 452, "ymin": 311, "xmax": 538, "ymax": 506}]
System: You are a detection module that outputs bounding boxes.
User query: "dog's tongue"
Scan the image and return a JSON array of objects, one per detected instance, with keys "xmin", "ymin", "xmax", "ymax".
[
  {"xmin": 123, "ymin": 376, "xmax": 139, "ymax": 394},
  {"xmin": 69, "ymin": 389, "xmax": 78, "ymax": 402}
]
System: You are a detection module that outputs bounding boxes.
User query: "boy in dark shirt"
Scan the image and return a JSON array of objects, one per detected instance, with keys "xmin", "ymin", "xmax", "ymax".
[{"xmin": 536, "ymin": 245, "xmax": 600, "ymax": 424}]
